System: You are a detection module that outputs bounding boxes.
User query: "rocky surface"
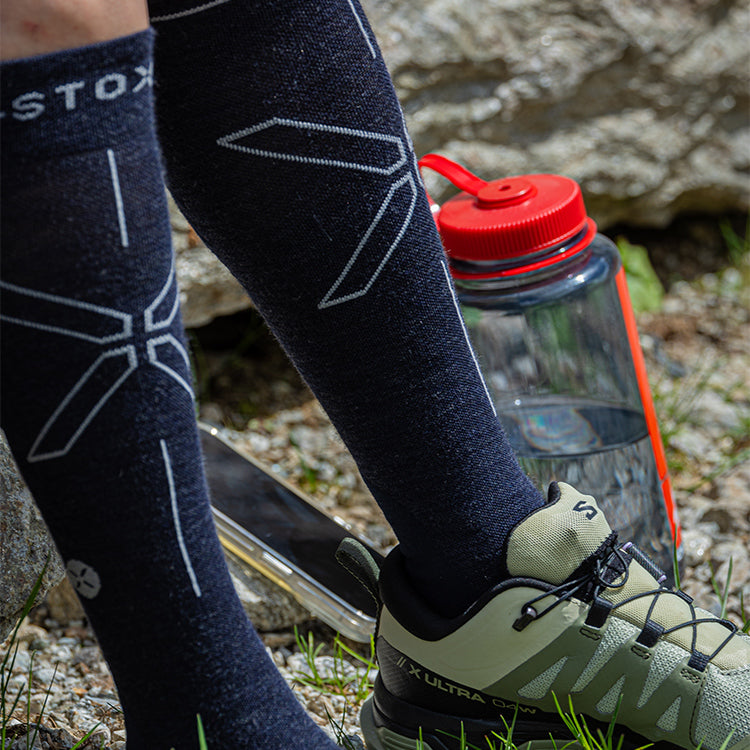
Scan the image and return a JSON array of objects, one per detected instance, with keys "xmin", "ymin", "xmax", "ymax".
[
  {"xmin": 0, "ymin": 434, "xmax": 64, "ymax": 644},
  {"xmin": 225, "ymin": 550, "xmax": 313, "ymax": 632},
  {"xmin": 641, "ymin": 268, "xmax": 750, "ymax": 617},
  {"xmin": 2, "ymin": 255, "xmax": 747, "ymax": 748},
  {"xmin": 365, "ymin": 0, "xmax": 749, "ymax": 228}
]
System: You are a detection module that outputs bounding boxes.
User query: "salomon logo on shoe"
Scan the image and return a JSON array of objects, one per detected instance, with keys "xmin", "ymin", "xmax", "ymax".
[{"xmin": 573, "ymin": 499, "xmax": 598, "ymax": 519}]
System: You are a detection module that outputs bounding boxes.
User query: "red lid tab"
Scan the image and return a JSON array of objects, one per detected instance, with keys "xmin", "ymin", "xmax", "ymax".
[
  {"xmin": 477, "ymin": 177, "xmax": 535, "ymax": 208},
  {"xmin": 419, "ymin": 155, "xmax": 589, "ymax": 264}
]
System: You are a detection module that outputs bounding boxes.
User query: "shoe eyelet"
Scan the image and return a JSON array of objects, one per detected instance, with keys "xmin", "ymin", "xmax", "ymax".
[{"xmin": 513, "ymin": 605, "xmax": 538, "ymax": 631}]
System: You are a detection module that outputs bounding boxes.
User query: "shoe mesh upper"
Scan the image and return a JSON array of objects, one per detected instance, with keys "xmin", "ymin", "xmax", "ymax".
[
  {"xmin": 596, "ymin": 674, "xmax": 626, "ymax": 714},
  {"xmin": 695, "ymin": 663, "xmax": 750, "ymax": 748},
  {"xmin": 658, "ymin": 697, "xmax": 681, "ymax": 732},
  {"xmin": 518, "ymin": 656, "xmax": 568, "ymax": 699},
  {"xmin": 507, "ymin": 483, "xmax": 612, "ymax": 584},
  {"xmin": 572, "ymin": 614, "xmax": 636, "ymax": 692},
  {"xmin": 637, "ymin": 639, "xmax": 685, "ymax": 707}
]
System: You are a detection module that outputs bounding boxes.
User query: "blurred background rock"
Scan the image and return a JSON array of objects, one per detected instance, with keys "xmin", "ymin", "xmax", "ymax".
[{"xmin": 368, "ymin": 0, "xmax": 748, "ymax": 228}]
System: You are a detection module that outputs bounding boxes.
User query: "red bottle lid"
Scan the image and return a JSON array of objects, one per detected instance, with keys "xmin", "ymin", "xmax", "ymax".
[{"xmin": 419, "ymin": 154, "xmax": 596, "ymax": 277}]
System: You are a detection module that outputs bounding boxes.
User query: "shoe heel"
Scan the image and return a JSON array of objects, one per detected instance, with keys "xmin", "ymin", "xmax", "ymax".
[{"xmin": 360, "ymin": 696, "xmax": 440, "ymax": 750}]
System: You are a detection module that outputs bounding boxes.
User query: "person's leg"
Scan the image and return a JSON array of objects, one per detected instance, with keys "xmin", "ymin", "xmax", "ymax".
[
  {"xmin": 0, "ymin": 4, "xmax": 338, "ymax": 748},
  {"xmin": 147, "ymin": 8, "xmax": 750, "ymax": 749},
  {"xmin": 148, "ymin": 0, "xmax": 544, "ymax": 618}
]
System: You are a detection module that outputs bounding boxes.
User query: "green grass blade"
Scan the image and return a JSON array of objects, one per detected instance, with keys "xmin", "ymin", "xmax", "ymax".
[
  {"xmin": 196, "ymin": 714, "xmax": 208, "ymax": 750},
  {"xmin": 708, "ymin": 558, "xmax": 734, "ymax": 620},
  {"xmin": 721, "ymin": 559, "xmax": 733, "ymax": 620},
  {"xmin": 672, "ymin": 538, "xmax": 681, "ymax": 591},
  {"xmin": 70, "ymin": 721, "xmax": 105, "ymax": 750},
  {"xmin": 740, "ymin": 591, "xmax": 750, "ymax": 634}
]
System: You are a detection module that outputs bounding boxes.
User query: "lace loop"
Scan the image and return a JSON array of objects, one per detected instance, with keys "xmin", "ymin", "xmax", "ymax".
[{"xmin": 514, "ymin": 540, "xmax": 738, "ymax": 669}]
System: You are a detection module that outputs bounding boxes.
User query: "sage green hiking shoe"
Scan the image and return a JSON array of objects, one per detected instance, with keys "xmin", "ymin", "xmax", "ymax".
[{"xmin": 341, "ymin": 483, "xmax": 750, "ymax": 750}]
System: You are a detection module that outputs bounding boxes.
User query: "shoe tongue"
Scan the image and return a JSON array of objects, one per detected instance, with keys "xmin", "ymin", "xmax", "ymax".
[{"xmin": 507, "ymin": 483, "xmax": 613, "ymax": 585}]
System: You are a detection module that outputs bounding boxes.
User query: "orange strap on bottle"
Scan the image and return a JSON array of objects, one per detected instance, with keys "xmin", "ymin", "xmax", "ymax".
[{"xmin": 615, "ymin": 268, "xmax": 680, "ymax": 546}]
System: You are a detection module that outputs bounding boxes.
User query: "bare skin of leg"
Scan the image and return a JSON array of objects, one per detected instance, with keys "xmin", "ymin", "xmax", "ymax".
[{"xmin": 0, "ymin": 0, "xmax": 148, "ymax": 61}]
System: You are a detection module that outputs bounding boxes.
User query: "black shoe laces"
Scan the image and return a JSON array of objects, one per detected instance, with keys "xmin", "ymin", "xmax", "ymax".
[{"xmin": 512, "ymin": 537, "xmax": 738, "ymax": 670}]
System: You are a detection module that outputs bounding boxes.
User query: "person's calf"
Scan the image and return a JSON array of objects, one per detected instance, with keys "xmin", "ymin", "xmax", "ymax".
[{"xmin": 0, "ymin": 29, "xmax": 337, "ymax": 749}]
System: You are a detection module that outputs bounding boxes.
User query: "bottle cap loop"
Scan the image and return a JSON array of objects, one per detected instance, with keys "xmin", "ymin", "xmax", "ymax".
[{"xmin": 418, "ymin": 154, "xmax": 592, "ymax": 266}]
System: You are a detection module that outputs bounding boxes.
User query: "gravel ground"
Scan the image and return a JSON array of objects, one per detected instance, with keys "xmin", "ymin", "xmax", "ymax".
[{"xmin": 2, "ymin": 258, "xmax": 748, "ymax": 749}]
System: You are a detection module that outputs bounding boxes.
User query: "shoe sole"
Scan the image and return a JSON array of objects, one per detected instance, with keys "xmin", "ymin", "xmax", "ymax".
[
  {"xmin": 360, "ymin": 685, "xmax": 682, "ymax": 750},
  {"xmin": 360, "ymin": 695, "xmax": 584, "ymax": 750}
]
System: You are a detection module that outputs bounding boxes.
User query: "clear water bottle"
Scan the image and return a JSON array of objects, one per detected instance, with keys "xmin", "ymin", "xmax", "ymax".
[{"xmin": 420, "ymin": 154, "xmax": 681, "ymax": 576}]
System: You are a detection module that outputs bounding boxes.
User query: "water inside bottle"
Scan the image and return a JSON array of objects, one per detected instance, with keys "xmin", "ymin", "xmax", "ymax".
[{"xmin": 497, "ymin": 396, "xmax": 674, "ymax": 579}]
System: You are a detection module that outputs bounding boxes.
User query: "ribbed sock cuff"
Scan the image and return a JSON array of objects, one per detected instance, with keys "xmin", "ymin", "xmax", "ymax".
[{"xmin": 0, "ymin": 29, "xmax": 155, "ymax": 160}]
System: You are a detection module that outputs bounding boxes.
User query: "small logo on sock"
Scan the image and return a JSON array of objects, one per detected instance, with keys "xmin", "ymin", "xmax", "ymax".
[
  {"xmin": 66, "ymin": 560, "xmax": 102, "ymax": 599},
  {"xmin": 573, "ymin": 500, "xmax": 598, "ymax": 520}
]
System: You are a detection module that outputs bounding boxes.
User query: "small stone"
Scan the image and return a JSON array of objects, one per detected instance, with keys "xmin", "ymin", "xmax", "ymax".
[
  {"xmin": 262, "ymin": 632, "xmax": 296, "ymax": 649},
  {"xmin": 721, "ymin": 267, "xmax": 742, "ymax": 290},
  {"xmin": 692, "ymin": 390, "xmax": 742, "ymax": 431},
  {"xmin": 247, "ymin": 432, "xmax": 272, "ymax": 453},
  {"xmin": 29, "ymin": 637, "xmax": 50, "ymax": 652},
  {"xmin": 285, "ymin": 653, "xmax": 309, "ymax": 675},
  {"xmin": 17, "ymin": 622, "xmax": 47, "ymax": 644},
  {"xmin": 32, "ymin": 666, "xmax": 58, "ymax": 685},
  {"xmin": 46, "ymin": 577, "xmax": 86, "ymax": 626},
  {"xmin": 339, "ymin": 735, "xmax": 367, "ymax": 749},
  {"xmin": 11, "ymin": 649, "xmax": 32, "ymax": 672},
  {"xmin": 669, "ymin": 430, "xmax": 720, "ymax": 463},
  {"xmin": 681, "ymin": 525, "xmax": 716, "ymax": 567},
  {"xmin": 699, "ymin": 506, "xmax": 734, "ymax": 534}
]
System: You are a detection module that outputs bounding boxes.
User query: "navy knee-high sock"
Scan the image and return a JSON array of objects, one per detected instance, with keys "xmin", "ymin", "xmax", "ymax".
[
  {"xmin": 149, "ymin": 0, "xmax": 544, "ymax": 614},
  {"xmin": 0, "ymin": 31, "xmax": 337, "ymax": 750}
]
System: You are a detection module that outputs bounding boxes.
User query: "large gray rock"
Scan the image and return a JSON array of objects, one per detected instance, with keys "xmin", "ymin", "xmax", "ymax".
[
  {"xmin": 0, "ymin": 432, "xmax": 65, "ymax": 642},
  {"xmin": 225, "ymin": 550, "xmax": 314, "ymax": 632},
  {"xmin": 364, "ymin": 0, "xmax": 749, "ymax": 228}
]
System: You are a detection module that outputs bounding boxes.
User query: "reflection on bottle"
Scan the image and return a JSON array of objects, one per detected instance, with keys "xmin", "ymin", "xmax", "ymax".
[{"xmin": 497, "ymin": 397, "xmax": 673, "ymax": 581}]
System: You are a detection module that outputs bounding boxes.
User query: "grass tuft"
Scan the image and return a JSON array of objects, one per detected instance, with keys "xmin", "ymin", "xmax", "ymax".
[
  {"xmin": 292, "ymin": 627, "xmax": 376, "ymax": 704},
  {"xmin": 1, "ymin": 561, "xmax": 104, "ymax": 750}
]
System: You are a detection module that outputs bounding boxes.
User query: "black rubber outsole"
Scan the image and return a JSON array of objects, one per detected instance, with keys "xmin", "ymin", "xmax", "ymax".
[{"xmin": 361, "ymin": 680, "xmax": 680, "ymax": 750}]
